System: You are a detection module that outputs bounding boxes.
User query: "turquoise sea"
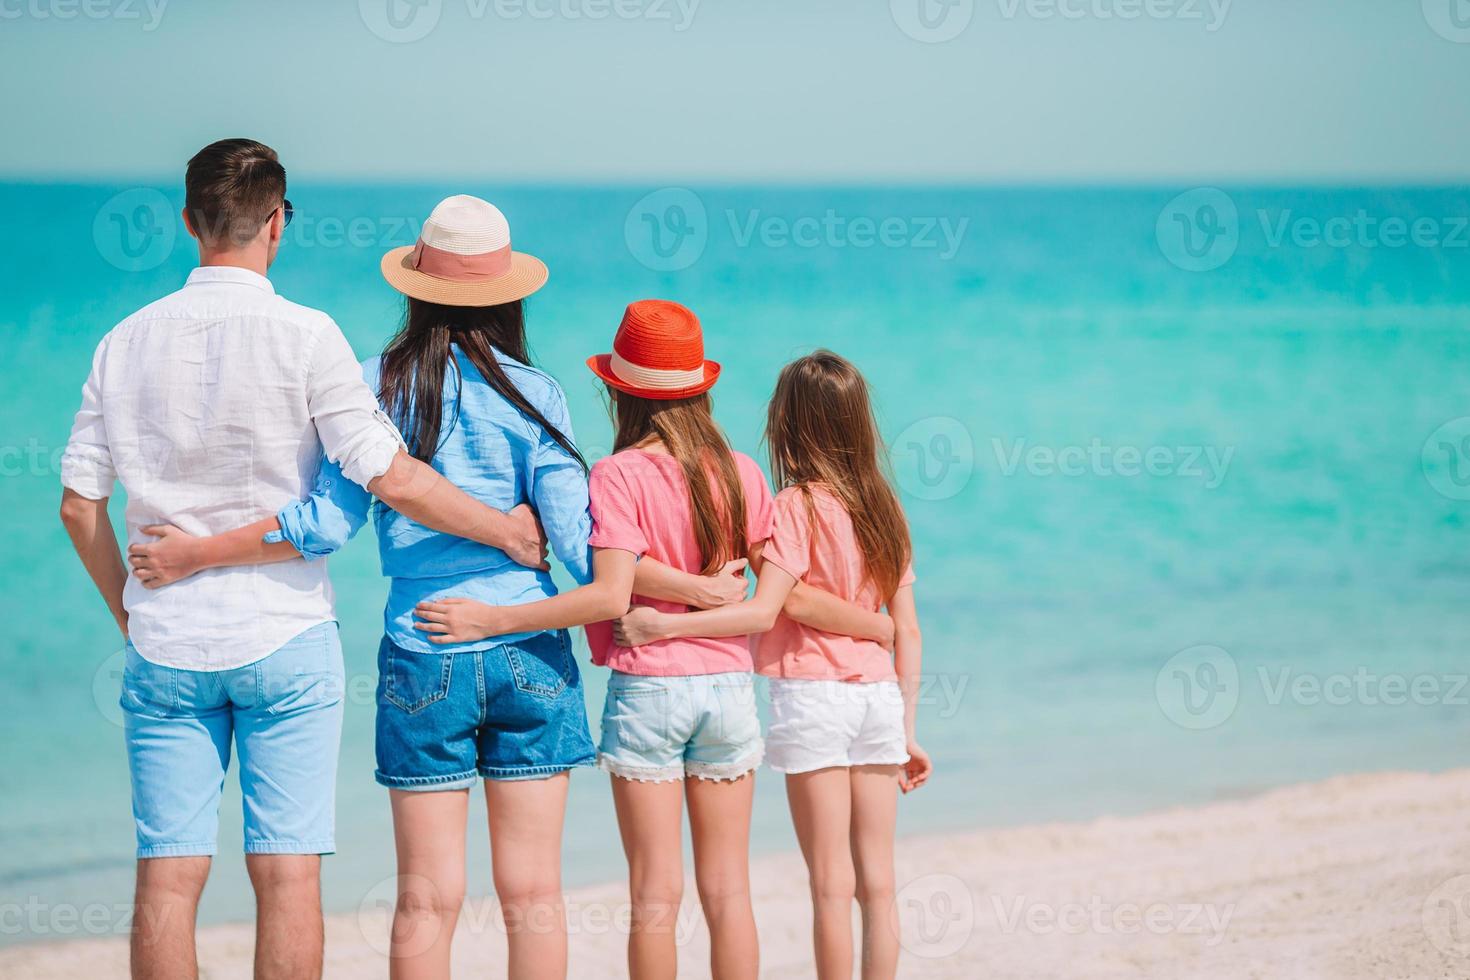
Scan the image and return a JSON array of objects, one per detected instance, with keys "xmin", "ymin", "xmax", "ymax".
[{"xmin": 3, "ymin": 183, "xmax": 1468, "ymax": 943}]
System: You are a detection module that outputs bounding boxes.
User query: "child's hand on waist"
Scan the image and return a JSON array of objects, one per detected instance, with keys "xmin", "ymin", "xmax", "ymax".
[{"xmin": 414, "ymin": 598, "xmax": 500, "ymax": 644}]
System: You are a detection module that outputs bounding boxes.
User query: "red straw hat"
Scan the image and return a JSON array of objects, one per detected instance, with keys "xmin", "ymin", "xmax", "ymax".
[{"xmin": 587, "ymin": 300, "xmax": 721, "ymax": 400}]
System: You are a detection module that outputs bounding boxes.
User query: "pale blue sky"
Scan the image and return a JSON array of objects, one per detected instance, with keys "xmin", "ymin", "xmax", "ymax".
[{"xmin": 3, "ymin": 0, "xmax": 1468, "ymax": 182}]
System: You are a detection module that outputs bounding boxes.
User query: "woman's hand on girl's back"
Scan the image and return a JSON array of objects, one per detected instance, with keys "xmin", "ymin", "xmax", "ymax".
[
  {"xmin": 900, "ymin": 741, "xmax": 932, "ymax": 794},
  {"xmin": 414, "ymin": 598, "xmax": 501, "ymax": 644}
]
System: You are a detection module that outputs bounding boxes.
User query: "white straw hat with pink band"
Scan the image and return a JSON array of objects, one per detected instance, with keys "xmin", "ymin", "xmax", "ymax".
[{"xmin": 380, "ymin": 195, "xmax": 548, "ymax": 306}]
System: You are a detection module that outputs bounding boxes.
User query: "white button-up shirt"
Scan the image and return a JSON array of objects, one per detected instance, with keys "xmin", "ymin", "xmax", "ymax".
[{"xmin": 62, "ymin": 266, "xmax": 405, "ymax": 670}]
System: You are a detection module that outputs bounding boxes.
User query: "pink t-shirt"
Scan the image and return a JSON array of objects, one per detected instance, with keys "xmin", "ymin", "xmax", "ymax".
[
  {"xmin": 756, "ymin": 485, "xmax": 915, "ymax": 684},
  {"xmin": 585, "ymin": 448, "xmax": 774, "ymax": 676}
]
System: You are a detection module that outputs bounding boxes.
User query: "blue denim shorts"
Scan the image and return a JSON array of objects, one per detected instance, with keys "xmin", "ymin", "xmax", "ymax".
[
  {"xmin": 375, "ymin": 629, "xmax": 596, "ymax": 790},
  {"xmin": 121, "ymin": 622, "xmax": 344, "ymax": 858},
  {"xmin": 597, "ymin": 671, "xmax": 763, "ymax": 783}
]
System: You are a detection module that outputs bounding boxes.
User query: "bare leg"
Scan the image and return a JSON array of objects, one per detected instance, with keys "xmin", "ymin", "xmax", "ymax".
[
  {"xmin": 388, "ymin": 788, "xmax": 469, "ymax": 980},
  {"xmin": 131, "ymin": 856, "xmax": 210, "ymax": 980},
  {"xmin": 485, "ymin": 773, "xmax": 572, "ymax": 980},
  {"xmin": 850, "ymin": 765, "xmax": 901, "ymax": 980},
  {"xmin": 245, "ymin": 854, "xmax": 324, "ymax": 980},
  {"xmin": 786, "ymin": 768, "xmax": 857, "ymax": 980},
  {"xmin": 686, "ymin": 772, "xmax": 759, "ymax": 980},
  {"xmin": 611, "ymin": 776, "xmax": 686, "ymax": 980}
]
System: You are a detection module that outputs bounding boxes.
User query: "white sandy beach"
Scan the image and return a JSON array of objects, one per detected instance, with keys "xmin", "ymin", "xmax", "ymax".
[{"xmin": 6, "ymin": 768, "xmax": 1470, "ymax": 978}]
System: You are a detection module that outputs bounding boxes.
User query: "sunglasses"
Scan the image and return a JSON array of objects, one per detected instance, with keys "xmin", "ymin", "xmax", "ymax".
[{"xmin": 281, "ymin": 199, "xmax": 294, "ymax": 228}]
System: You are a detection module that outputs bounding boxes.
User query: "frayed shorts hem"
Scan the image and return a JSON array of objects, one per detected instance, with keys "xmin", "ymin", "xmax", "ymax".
[
  {"xmin": 599, "ymin": 750, "xmax": 763, "ymax": 783},
  {"xmin": 686, "ymin": 750, "xmax": 763, "ymax": 782},
  {"xmin": 598, "ymin": 756, "xmax": 685, "ymax": 783}
]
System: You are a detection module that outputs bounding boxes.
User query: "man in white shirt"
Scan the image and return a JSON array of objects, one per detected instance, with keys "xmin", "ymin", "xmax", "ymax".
[{"xmin": 58, "ymin": 139, "xmax": 544, "ymax": 979}]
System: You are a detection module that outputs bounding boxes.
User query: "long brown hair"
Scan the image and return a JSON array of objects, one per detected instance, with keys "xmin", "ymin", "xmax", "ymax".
[
  {"xmin": 765, "ymin": 350, "xmax": 911, "ymax": 599},
  {"xmin": 379, "ymin": 298, "xmax": 586, "ymax": 470},
  {"xmin": 610, "ymin": 390, "xmax": 748, "ymax": 575}
]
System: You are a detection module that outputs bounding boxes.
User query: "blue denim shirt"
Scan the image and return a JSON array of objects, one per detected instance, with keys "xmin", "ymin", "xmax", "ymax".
[{"xmin": 267, "ymin": 347, "xmax": 593, "ymax": 654}]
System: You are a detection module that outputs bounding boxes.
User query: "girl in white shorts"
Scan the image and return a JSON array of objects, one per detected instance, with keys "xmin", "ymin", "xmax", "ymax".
[{"xmin": 615, "ymin": 349, "xmax": 932, "ymax": 980}]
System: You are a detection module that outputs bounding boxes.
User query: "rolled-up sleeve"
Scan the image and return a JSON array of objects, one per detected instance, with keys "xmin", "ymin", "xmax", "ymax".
[
  {"xmin": 306, "ymin": 321, "xmax": 405, "ymax": 489},
  {"xmin": 60, "ymin": 337, "xmax": 117, "ymax": 500},
  {"xmin": 530, "ymin": 385, "xmax": 593, "ymax": 585},
  {"xmin": 266, "ymin": 454, "xmax": 372, "ymax": 561}
]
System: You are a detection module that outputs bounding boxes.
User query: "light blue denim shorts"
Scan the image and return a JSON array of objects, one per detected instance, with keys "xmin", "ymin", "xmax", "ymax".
[
  {"xmin": 597, "ymin": 671, "xmax": 763, "ymax": 782},
  {"xmin": 121, "ymin": 623, "xmax": 344, "ymax": 858}
]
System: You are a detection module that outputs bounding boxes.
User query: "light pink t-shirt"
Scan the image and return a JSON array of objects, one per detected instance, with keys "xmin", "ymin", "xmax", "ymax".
[
  {"xmin": 756, "ymin": 485, "xmax": 915, "ymax": 684},
  {"xmin": 586, "ymin": 448, "xmax": 774, "ymax": 676}
]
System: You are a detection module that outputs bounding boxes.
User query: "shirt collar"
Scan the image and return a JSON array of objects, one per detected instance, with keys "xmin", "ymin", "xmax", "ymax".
[{"xmin": 186, "ymin": 265, "xmax": 276, "ymax": 294}]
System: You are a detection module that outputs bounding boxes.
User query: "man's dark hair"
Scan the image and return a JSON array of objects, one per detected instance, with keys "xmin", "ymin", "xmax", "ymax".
[{"xmin": 184, "ymin": 138, "xmax": 286, "ymax": 246}]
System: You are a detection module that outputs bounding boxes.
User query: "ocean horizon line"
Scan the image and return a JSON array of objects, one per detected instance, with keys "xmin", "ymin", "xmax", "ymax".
[{"xmin": 6, "ymin": 176, "xmax": 1470, "ymax": 193}]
